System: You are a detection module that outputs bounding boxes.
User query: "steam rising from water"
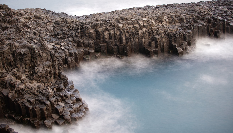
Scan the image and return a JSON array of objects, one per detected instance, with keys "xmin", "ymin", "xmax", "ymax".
[
  {"xmin": 185, "ymin": 36, "xmax": 233, "ymax": 61},
  {"xmin": 11, "ymin": 37, "xmax": 233, "ymax": 133}
]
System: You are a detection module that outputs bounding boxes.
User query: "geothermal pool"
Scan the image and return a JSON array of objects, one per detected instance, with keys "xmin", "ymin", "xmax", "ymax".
[{"xmin": 11, "ymin": 37, "xmax": 233, "ymax": 133}]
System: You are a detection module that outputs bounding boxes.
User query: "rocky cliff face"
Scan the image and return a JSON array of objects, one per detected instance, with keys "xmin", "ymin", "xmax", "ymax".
[
  {"xmin": 0, "ymin": 0, "xmax": 233, "ymax": 129},
  {"xmin": 0, "ymin": 5, "xmax": 88, "ymax": 128}
]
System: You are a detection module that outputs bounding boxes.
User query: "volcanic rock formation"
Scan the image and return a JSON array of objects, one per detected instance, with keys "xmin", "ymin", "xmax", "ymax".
[
  {"xmin": 0, "ymin": 124, "xmax": 17, "ymax": 133},
  {"xmin": 0, "ymin": 0, "xmax": 233, "ymax": 129}
]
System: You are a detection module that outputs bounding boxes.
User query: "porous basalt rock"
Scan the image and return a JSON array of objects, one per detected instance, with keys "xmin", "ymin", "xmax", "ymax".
[
  {"xmin": 0, "ymin": 4, "xmax": 88, "ymax": 128},
  {"xmin": 0, "ymin": 0, "xmax": 233, "ymax": 130}
]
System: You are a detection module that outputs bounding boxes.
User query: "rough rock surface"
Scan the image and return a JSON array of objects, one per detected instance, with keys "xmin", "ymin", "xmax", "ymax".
[
  {"xmin": 0, "ymin": 124, "xmax": 18, "ymax": 133},
  {"xmin": 0, "ymin": 4, "xmax": 88, "ymax": 128},
  {"xmin": 0, "ymin": 0, "xmax": 233, "ymax": 130}
]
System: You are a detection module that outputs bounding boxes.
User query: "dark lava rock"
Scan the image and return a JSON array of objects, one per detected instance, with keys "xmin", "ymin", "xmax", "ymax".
[
  {"xmin": 0, "ymin": 124, "xmax": 18, "ymax": 133},
  {"xmin": 0, "ymin": 0, "xmax": 233, "ymax": 130}
]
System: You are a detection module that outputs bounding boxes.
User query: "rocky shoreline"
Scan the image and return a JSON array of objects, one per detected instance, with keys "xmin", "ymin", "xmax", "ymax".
[{"xmin": 0, "ymin": 0, "xmax": 233, "ymax": 132}]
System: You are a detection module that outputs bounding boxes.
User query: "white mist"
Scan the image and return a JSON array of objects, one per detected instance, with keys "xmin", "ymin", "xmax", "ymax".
[{"xmin": 11, "ymin": 36, "xmax": 233, "ymax": 133}]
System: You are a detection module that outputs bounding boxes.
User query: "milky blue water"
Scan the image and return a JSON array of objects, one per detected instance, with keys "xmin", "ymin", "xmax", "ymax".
[
  {"xmin": 11, "ymin": 37, "xmax": 233, "ymax": 133},
  {"xmin": 97, "ymin": 57, "xmax": 233, "ymax": 133}
]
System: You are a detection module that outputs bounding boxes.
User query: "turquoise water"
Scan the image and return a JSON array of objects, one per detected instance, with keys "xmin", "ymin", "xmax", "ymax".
[
  {"xmin": 66, "ymin": 37, "xmax": 233, "ymax": 133},
  {"xmin": 11, "ymin": 37, "xmax": 233, "ymax": 133},
  {"xmin": 98, "ymin": 58, "xmax": 233, "ymax": 133}
]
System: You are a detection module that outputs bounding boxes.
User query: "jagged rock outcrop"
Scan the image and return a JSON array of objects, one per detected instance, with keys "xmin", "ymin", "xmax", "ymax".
[
  {"xmin": 0, "ymin": 5, "xmax": 88, "ymax": 128},
  {"xmin": 0, "ymin": 0, "xmax": 233, "ymax": 130},
  {"xmin": 0, "ymin": 124, "xmax": 18, "ymax": 133}
]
